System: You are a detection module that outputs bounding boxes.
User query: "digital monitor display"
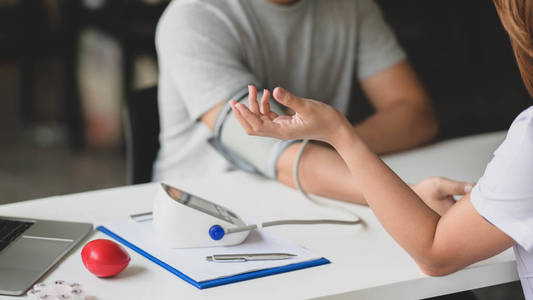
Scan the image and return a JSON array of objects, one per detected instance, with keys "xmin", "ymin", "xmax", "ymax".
[{"xmin": 162, "ymin": 184, "xmax": 238, "ymax": 224}]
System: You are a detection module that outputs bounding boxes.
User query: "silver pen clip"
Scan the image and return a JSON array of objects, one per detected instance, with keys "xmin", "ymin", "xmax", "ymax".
[{"xmin": 206, "ymin": 253, "xmax": 297, "ymax": 262}]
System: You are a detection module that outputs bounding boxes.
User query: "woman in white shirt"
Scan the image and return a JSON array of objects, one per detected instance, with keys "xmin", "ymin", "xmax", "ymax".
[{"xmin": 228, "ymin": 0, "xmax": 533, "ymax": 298}]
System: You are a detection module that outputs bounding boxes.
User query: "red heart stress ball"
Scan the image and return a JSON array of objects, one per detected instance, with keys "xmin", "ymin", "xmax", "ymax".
[{"xmin": 81, "ymin": 239, "xmax": 130, "ymax": 277}]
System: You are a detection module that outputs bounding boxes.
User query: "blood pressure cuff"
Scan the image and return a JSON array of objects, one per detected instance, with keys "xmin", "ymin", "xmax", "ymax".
[{"xmin": 209, "ymin": 92, "xmax": 299, "ymax": 179}]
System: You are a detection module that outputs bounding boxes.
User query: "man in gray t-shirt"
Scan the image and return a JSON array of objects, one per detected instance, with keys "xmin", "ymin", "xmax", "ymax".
[{"xmin": 154, "ymin": 0, "xmax": 438, "ymax": 205}]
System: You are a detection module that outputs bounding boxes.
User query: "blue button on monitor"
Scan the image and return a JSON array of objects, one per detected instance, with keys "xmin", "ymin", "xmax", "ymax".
[{"xmin": 209, "ymin": 225, "xmax": 225, "ymax": 240}]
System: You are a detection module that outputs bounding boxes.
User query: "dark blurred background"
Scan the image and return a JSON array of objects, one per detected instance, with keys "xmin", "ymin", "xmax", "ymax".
[
  {"xmin": 351, "ymin": 0, "xmax": 532, "ymax": 138},
  {"xmin": 0, "ymin": 0, "xmax": 528, "ymax": 298},
  {"xmin": 0, "ymin": 0, "xmax": 167, "ymax": 202},
  {"xmin": 0, "ymin": 0, "xmax": 530, "ymax": 203}
]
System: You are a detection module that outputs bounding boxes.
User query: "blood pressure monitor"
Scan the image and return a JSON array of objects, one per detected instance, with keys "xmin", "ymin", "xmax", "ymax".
[
  {"xmin": 153, "ymin": 183, "xmax": 250, "ymax": 248},
  {"xmin": 153, "ymin": 182, "xmax": 362, "ymax": 249}
]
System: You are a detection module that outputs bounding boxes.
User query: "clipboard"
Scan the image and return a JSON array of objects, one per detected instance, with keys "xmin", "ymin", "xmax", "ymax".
[{"xmin": 97, "ymin": 221, "xmax": 330, "ymax": 289}]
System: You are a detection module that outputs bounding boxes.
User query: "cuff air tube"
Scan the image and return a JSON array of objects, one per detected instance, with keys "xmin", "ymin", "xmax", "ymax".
[{"xmin": 210, "ymin": 91, "xmax": 299, "ymax": 179}]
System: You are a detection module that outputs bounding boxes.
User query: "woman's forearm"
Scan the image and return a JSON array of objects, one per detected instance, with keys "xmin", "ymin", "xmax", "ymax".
[{"xmin": 331, "ymin": 126, "xmax": 441, "ymax": 265}]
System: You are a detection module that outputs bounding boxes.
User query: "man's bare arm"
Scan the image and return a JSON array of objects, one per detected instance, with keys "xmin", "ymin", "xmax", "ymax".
[
  {"xmin": 356, "ymin": 60, "xmax": 438, "ymax": 154},
  {"xmin": 200, "ymin": 102, "xmax": 225, "ymax": 131},
  {"xmin": 277, "ymin": 141, "xmax": 366, "ymax": 204}
]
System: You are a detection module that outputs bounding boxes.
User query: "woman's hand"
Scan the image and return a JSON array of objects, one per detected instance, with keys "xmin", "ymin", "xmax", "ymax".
[
  {"xmin": 230, "ymin": 86, "xmax": 353, "ymax": 145},
  {"xmin": 411, "ymin": 177, "xmax": 473, "ymax": 216}
]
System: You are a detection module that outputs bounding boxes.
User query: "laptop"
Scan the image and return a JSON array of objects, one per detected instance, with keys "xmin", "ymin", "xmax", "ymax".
[{"xmin": 0, "ymin": 216, "xmax": 92, "ymax": 296}]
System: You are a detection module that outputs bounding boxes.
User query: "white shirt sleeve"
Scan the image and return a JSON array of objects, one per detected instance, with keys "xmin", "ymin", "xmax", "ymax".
[{"xmin": 470, "ymin": 106, "xmax": 533, "ymax": 251}]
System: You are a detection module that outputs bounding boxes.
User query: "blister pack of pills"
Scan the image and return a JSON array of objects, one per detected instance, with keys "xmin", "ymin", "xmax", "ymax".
[{"xmin": 27, "ymin": 280, "xmax": 85, "ymax": 300}]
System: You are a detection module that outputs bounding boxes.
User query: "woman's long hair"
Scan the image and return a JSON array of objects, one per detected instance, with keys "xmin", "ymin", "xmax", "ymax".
[{"xmin": 494, "ymin": 0, "xmax": 533, "ymax": 96}]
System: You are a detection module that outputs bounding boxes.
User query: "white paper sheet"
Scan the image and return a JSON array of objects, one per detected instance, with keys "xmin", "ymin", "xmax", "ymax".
[{"xmin": 101, "ymin": 218, "xmax": 323, "ymax": 282}]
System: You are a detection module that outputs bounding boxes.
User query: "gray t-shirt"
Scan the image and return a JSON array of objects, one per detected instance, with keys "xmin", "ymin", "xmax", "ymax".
[{"xmin": 153, "ymin": 0, "xmax": 405, "ymax": 181}]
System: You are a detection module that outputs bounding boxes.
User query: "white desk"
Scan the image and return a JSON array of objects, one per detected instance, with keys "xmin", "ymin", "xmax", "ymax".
[{"xmin": 0, "ymin": 131, "xmax": 518, "ymax": 300}]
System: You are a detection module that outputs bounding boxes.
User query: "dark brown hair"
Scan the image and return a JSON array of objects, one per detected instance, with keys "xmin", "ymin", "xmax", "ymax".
[{"xmin": 493, "ymin": 0, "xmax": 533, "ymax": 96}]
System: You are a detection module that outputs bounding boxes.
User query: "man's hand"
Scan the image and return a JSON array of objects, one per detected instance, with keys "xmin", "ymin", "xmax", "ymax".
[{"xmin": 411, "ymin": 177, "xmax": 473, "ymax": 216}]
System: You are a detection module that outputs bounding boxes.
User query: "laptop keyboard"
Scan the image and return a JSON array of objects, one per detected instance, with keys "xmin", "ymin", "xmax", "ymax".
[{"xmin": 0, "ymin": 219, "xmax": 33, "ymax": 252}]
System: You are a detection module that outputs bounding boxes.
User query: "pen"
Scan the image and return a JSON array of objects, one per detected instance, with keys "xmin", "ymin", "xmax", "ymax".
[{"xmin": 206, "ymin": 253, "xmax": 297, "ymax": 262}]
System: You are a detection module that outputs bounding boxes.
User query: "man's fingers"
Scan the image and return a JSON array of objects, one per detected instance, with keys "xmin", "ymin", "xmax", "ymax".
[
  {"xmin": 248, "ymin": 85, "xmax": 260, "ymax": 114},
  {"xmin": 230, "ymin": 100, "xmax": 254, "ymax": 134},
  {"xmin": 437, "ymin": 177, "xmax": 474, "ymax": 196},
  {"xmin": 273, "ymin": 87, "xmax": 305, "ymax": 112}
]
